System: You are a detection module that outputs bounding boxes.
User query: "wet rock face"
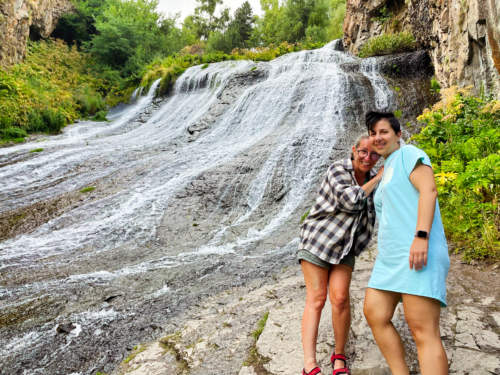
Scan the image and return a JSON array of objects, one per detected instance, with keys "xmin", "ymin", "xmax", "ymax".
[
  {"xmin": 0, "ymin": 0, "xmax": 74, "ymax": 67},
  {"xmin": 343, "ymin": 0, "xmax": 500, "ymax": 98}
]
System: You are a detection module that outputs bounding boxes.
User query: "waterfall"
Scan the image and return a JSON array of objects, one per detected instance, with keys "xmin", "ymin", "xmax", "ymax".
[{"xmin": 0, "ymin": 41, "xmax": 396, "ymax": 374}]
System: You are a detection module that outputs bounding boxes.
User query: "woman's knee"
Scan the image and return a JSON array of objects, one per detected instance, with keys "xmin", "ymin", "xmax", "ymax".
[
  {"xmin": 330, "ymin": 290, "xmax": 349, "ymax": 311},
  {"xmin": 363, "ymin": 298, "xmax": 393, "ymax": 327},
  {"xmin": 406, "ymin": 317, "xmax": 440, "ymax": 346},
  {"xmin": 306, "ymin": 289, "xmax": 327, "ymax": 311}
]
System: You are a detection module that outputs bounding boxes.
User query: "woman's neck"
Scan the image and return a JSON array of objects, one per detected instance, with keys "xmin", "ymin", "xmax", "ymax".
[
  {"xmin": 384, "ymin": 144, "xmax": 401, "ymax": 159},
  {"xmin": 354, "ymin": 170, "xmax": 367, "ymax": 185}
]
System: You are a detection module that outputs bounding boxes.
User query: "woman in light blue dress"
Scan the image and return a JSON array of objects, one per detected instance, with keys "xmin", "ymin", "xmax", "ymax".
[{"xmin": 363, "ymin": 111, "xmax": 450, "ymax": 375}]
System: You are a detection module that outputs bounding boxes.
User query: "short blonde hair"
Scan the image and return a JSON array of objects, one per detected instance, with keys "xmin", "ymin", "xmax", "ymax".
[{"xmin": 351, "ymin": 134, "xmax": 370, "ymax": 159}]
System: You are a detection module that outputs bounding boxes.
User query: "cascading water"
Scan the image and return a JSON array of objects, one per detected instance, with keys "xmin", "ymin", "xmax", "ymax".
[{"xmin": 0, "ymin": 41, "xmax": 396, "ymax": 374}]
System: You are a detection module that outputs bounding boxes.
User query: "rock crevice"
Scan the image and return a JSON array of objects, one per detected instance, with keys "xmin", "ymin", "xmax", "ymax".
[{"xmin": 0, "ymin": 0, "xmax": 74, "ymax": 67}]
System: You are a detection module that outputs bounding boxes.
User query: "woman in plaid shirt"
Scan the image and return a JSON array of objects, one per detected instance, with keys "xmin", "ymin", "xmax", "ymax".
[{"xmin": 298, "ymin": 135, "xmax": 384, "ymax": 375}]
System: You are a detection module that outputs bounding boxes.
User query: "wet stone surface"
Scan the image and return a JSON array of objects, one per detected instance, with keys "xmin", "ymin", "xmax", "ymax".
[{"xmin": 114, "ymin": 249, "xmax": 499, "ymax": 375}]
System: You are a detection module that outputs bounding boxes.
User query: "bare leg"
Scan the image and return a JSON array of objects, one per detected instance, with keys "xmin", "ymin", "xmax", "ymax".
[
  {"xmin": 364, "ymin": 288, "xmax": 410, "ymax": 375},
  {"xmin": 328, "ymin": 264, "xmax": 352, "ymax": 370},
  {"xmin": 301, "ymin": 260, "xmax": 329, "ymax": 373},
  {"xmin": 402, "ymin": 294, "xmax": 448, "ymax": 375}
]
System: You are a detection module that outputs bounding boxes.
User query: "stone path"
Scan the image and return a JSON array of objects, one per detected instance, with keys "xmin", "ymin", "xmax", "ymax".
[{"xmin": 112, "ymin": 248, "xmax": 499, "ymax": 375}]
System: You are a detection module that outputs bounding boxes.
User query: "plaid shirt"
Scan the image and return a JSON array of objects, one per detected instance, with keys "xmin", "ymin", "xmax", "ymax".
[{"xmin": 299, "ymin": 157, "xmax": 376, "ymax": 264}]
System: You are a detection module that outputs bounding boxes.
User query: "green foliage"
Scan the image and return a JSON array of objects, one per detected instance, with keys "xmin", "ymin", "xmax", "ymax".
[
  {"xmin": 252, "ymin": 0, "xmax": 343, "ymax": 46},
  {"xmin": 413, "ymin": 89, "xmax": 500, "ymax": 262},
  {"xmin": 0, "ymin": 39, "xmax": 119, "ymax": 142},
  {"xmin": 372, "ymin": 5, "xmax": 391, "ymax": 23},
  {"xmin": 51, "ymin": 0, "xmax": 104, "ymax": 47},
  {"xmin": 358, "ymin": 31, "xmax": 416, "ymax": 58},
  {"xmin": 89, "ymin": 0, "xmax": 164, "ymax": 77},
  {"xmin": 300, "ymin": 209, "xmax": 310, "ymax": 224},
  {"xmin": 430, "ymin": 77, "xmax": 441, "ymax": 94},
  {"xmin": 30, "ymin": 148, "xmax": 44, "ymax": 153},
  {"xmin": 75, "ymin": 86, "xmax": 106, "ymax": 116},
  {"xmin": 93, "ymin": 110, "xmax": 108, "ymax": 121},
  {"xmin": 0, "ymin": 127, "xmax": 27, "ymax": 140}
]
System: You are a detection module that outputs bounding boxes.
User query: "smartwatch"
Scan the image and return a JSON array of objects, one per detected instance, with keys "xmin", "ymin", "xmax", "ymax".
[{"xmin": 415, "ymin": 230, "xmax": 428, "ymax": 239}]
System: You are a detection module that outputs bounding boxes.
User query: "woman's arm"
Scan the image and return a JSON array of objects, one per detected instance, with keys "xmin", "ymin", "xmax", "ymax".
[
  {"xmin": 408, "ymin": 163, "xmax": 438, "ymax": 270},
  {"xmin": 361, "ymin": 166, "xmax": 384, "ymax": 195},
  {"xmin": 329, "ymin": 165, "xmax": 383, "ymax": 213}
]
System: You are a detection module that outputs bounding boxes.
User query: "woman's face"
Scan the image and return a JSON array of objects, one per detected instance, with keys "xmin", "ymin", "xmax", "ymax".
[
  {"xmin": 369, "ymin": 119, "xmax": 401, "ymax": 157},
  {"xmin": 352, "ymin": 138, "xmax": 379, "ymax": 174}
]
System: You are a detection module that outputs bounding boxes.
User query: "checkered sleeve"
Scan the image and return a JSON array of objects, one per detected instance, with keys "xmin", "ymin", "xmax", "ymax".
[{"xmin": 327, "ymin": 164, "xmax": 368, "ymax": 213}]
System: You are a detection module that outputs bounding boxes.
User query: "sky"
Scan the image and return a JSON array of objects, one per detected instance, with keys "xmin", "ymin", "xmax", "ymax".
[{"xmin": 156, "ymin": 0, "xmax": 263, "ymax": 22}]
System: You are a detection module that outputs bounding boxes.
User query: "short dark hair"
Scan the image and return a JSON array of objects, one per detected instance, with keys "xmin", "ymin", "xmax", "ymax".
[{"xmin": 365, "ymin": 111, "xmax": 401, "ymax": 133}]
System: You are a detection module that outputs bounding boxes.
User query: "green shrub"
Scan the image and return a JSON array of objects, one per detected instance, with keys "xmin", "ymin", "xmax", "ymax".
[
  {"xmin": 26, "ymin": 110, "xmax": 45, "ymax": 132},
  {"xmin": 75, "ymin": 87, "xmax": 106, "ymax": 116},
  {"xmin": 93, "ymin": 110, "xmax": 108, "ymax": 122},
  {"xmin": 38, "ymin": 108, "xmax": 66, "ymax": 134},
  {"xmin": 1, "ymin": 126, "xmax": 27, "ymax": 139},
  {"xmin": 413, "ymin": 88, "xmax": 500, "ymax": 262},
  {"xmin": 358, "ymin": 31, "xmax": 416, "ymax": 58}
]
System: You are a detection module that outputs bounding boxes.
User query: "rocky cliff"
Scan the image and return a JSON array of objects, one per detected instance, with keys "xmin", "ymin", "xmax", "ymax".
[
  {"xmin": 344, "ymin": 0, "xmax": 500, "ymax": 97},
  {"xmin": 0, "ymin": 0, "xmax": 74, "ymax": 67}
]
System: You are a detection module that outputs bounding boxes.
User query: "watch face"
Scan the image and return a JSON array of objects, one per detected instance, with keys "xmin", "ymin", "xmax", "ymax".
[{"xmin": 416, "ymin": 230, "xmax": 428, "ymax": 238}]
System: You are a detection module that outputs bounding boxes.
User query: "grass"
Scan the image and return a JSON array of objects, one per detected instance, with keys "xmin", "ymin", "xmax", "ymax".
[
  {"xmin": 242, "ymin": 311, "xmax": 271, "ymax": 371},
  {"xmin": 79, "ymin": 186, "xmax": 95, "ymax": 193},
  {"xmin": 358, "ymin": 31, "xmax": 416, "ymax": 58},
  {"xmin": 29, "ymin": 148, "xmax": 43, "ymax": 153},
  {"xmin": 123, "ymin": 345, "xmax": 146, "ymax": 364},
  {"xmin": 300, "ymin": 209, "xmax": 310, "ymax": 224},
  {"xmin": 159, "ymin": 332, "xmax": 190, "ymax": 374},
  {"xmin": 251, "ymin": 312, "xmax": 269, "ymax": 341}
]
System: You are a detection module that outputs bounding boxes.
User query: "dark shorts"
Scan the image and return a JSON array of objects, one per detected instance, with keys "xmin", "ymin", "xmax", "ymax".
[{"xmin": 297, "ymin": 249, "xmax": 355, "ymax": 270}]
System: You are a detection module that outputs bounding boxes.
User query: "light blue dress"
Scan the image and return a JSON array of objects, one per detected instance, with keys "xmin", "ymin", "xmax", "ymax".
[{"xmin": 368, "ymin": 145, "xmax": 450, "ymax": 306}]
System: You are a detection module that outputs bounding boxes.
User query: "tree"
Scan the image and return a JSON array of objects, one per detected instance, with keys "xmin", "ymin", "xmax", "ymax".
[
  {"xmin": 231, "ymin": 1, "xmax": 254, "ymax": 45},
  {"xmin": 89, "ymin": 0, "xmax": 166, "ymax": 77},
  {"xmin": 192, "ymin": 0, "xmax": 230, "ymax": 40},
  {"xmin": 51, "ymin": 0, "xmax": 105, "ymax": 47}
]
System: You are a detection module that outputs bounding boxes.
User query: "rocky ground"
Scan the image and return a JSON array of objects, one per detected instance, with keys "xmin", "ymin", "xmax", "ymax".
[{"xmin": 111, "ymin": 246, "xmax": 499, "ymax": 375}]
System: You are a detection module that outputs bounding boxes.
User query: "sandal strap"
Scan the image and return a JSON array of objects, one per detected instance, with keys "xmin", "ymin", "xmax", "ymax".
[
  {"xmin": 303, "ymin": 367, "xmax": 322, "ymax": 375},
  {"xmin": 330, "ymin": 353, "xmax": 347, "ymax": 365},
  {"xmin": 332, "ymin": 368, "xmax": 350, "ymax": 375}
]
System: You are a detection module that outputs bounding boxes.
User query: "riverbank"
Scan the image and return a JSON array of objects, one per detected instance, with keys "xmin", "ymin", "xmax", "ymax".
[{"xmin": 112, "ymin": 247, "xmax": 500, "ymax": 375}]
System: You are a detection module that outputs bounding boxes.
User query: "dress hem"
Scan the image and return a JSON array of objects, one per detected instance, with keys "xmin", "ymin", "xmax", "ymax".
[{"xmin": 366, "ymin": 284, "xmax": 447, "ymax": 307}]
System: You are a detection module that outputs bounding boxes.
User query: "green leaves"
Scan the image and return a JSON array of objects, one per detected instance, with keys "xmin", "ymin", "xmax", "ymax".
[{"xmin": 414, "ymin": 90, "xmax": 500, "ymax": 262}]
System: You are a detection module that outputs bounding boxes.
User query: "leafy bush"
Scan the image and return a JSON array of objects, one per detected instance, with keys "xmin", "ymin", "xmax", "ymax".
[
  {"xmin": 413, "ymin": 88, "xmax": 500, "ymax": 262},
  {"xmin": 358, "ymin": 31, "xmax": 416, "ymax": 58},
  {"xmin": 93, "ymin": 110, "xmax": 108, "ymax": 121},
  {"xmin": 1, "ymin": 127, "xmax": 27, "ymax": 139},
  {"xmin": 0, "ymin": 39, "xmax": 120, "ymax": 141}
]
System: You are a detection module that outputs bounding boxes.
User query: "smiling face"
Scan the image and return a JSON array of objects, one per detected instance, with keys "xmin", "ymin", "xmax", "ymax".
[
  {"xmin": 351, "ymin": 138, "xmax": 379, "ymax": 174},
  {"xmin": 369, "ymin": 118, "xmax": 402, "ymax": 158}
]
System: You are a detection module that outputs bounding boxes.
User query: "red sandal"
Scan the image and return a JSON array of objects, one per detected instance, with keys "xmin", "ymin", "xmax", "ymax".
[
  {"xmin": 330, "ymin": 353, "xmax": 350, "ymax": 375},
  {"xmin": 302, "ymin": 367, "xmax": 322, "ymax": 375}
]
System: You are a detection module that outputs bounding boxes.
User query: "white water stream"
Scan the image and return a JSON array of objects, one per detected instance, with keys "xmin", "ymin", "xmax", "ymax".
[{"xmin": 0, "ymin": 41, "xmax": 395, "ymax": 374}]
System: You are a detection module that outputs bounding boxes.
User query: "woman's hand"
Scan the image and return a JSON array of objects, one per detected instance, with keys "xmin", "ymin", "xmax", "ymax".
[{"xmin": 409, "ymin": 237, "xmax": 428, "ymax": 270}]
